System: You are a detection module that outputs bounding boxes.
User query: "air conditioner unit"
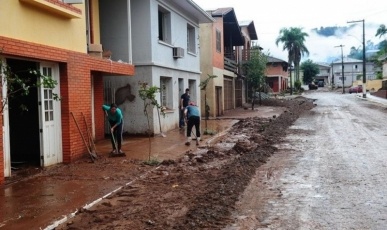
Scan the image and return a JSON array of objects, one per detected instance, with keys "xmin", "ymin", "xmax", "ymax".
[{"xmin": 172, "ymin": 47, "xmax": 184, "ymax": 58}]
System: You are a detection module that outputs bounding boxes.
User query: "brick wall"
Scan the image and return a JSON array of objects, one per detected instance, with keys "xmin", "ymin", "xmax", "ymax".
[{"xmin": 0, "ymin": 36, "xmax": 134, "ymax": 184}]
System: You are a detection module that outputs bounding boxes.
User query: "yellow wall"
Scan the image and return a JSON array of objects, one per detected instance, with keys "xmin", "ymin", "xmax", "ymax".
[
  {"xmin": 1, "ymin": 0, "xmax": 87, "ymax": 53},
  {"xmin": 353, "ymin": 79, "xmax": 383, "ymax": 92}
]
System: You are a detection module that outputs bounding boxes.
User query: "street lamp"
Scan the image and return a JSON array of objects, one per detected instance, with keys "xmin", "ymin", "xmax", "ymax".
[
  {"xmin": 347, "ymin": 19, "xmax": 366, "ymax": 98},
  {"xmin": 335, "ymin": 44, "xmax": 345, "ymax": 94}
]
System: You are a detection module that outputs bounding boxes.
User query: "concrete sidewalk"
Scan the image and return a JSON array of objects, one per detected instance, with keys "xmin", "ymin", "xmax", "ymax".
[{"xmin": 356, "ymin": 92, "xmax": 387, "ymax": 107}]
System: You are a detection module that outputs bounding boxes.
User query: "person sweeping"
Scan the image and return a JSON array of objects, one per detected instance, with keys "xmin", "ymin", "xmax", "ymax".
[
  {"xmin": 184, "ymin": 101, "xmax": 201, "ymax": 146},
  {"xmin": 102, "ymin": 103, "xmax": 124, "ymax": 154}
]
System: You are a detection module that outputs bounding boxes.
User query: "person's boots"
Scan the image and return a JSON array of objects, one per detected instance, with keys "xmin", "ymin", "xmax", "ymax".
[
  {"xmin": 196, "ymin": 137, "xmax": 200, "ymax": 145},
  {"xmin": 185, "ymin": 137, "xmax": 191, "ymax": 146}
]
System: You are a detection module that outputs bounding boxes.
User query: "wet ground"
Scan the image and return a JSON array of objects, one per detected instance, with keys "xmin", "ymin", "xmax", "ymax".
[
  {"xmin": 3, "ymin": 88, "xmax": 386, "ymax": 230},
  {"xmin": 0, "ymin": 102, "xmax": 287, "ymax": 230}
]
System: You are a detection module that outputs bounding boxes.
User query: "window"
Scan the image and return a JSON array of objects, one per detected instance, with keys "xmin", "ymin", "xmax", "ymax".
[
  {"xmin": 158, "ymin": 6, "xmax": 171, "ymax": 43},
  {"xmin": 187, "ymin": 24, "xmax": 196, "ymax": 53},
  {"xmin": 42, "ymin": 67, "xmax": 54, "ymax": 121},
  {"xmin": 160, "ymin": 77, "xmax": 172, "ymax": 109},
  {"xmin": 216, "ymin": 29, "xmax": 221, "ymax": 53}
]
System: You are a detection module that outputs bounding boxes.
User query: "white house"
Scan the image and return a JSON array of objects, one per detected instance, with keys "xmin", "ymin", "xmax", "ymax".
[
  {"xmin": 332, "ymin": 57, "xmax": 375, "ymax": 88},
  {"xmin": 101, "ymin": 0, "xmax": 213, "ymax": 135}
]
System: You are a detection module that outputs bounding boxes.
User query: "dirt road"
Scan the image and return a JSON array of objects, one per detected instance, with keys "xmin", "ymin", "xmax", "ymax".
[
  {"xmin": 227, "ymin": 91, "xmax": 387, "ymax": 229},
  {"xmin": 54, "ymin": 96, "xmax": 315, "ymax": 230}
]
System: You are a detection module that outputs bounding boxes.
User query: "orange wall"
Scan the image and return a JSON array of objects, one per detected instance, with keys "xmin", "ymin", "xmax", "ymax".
[
  {"xmin": 212, "ymin": 18, "xmax": 224, "ymax": 69},
  {"xmin": 266, "ymin": 64, "xmax": 288, "ymax": 77}
]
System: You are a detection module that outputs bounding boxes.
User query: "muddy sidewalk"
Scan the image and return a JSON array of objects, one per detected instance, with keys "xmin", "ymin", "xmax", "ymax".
[{"xmin": 0, "ymin": 104, "xmax": 285, "ymax": 230}]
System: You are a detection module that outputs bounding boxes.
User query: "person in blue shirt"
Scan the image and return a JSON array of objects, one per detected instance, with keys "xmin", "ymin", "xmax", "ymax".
[
  {"xmin": 102, "ymin": 103, "xmax": 124, "ymax": 154},
  {"xmin": 184, "ymin": 101, "xmax": 201, "ymax": 146}
]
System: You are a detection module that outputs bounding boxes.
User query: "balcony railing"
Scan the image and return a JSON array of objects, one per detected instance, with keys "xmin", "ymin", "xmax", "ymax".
[{"xmin": 224, "ymin": 57, "xmax": 237, "ymax": 73}]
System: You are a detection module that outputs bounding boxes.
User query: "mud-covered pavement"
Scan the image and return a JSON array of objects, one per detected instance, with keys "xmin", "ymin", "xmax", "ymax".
[
  {"xmin": 226, "ymin": 91, "xmax": 387, "ymax": 229},
  {"xmin": 53, "ymin": 96, "xmax": 316, "ymax": 230}
]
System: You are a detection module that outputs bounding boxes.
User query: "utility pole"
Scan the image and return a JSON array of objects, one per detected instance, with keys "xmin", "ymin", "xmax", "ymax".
[
  {"xmin": 335, "ymin": 45, "xmax": 345, "ymax": 94},
  {"xmin": 348, "ymin": 19, "xmax": 366, "ymax": 98}
]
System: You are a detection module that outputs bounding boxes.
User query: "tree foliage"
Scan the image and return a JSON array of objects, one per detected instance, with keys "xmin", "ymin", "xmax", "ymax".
[
  {"xmin": 138, "ymin": 82, "xmax": 162, "ymax": 161},
  {"xmin": 375, "ymin": 24, "xmax": 387, "ymax": 38},
  {"xmin": 0, "ymin": 56, "xmax": 59, "ymax": 114},
  {"xmin": 275, "ymin": 27, "xmax": 309, "ymax": 85},
  {"xmin": 244, "ymin": 46, "xmax": 267, "ymax": 108},
  {"xmin": 300, "ymin": 59, "xmax": 320, "ymax": 84}
]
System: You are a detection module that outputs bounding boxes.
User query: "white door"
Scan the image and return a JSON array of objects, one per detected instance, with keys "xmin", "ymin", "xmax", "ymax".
[
  {"xmin": 39, "ymin": 63, "xmax": 62, "ymax": 167},
  {"xmin": 1, "ymin": 58, "xmax": 11, "ymax": 177}
]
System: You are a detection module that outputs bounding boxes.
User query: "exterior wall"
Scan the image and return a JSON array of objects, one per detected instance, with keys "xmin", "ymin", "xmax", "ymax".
[
  {"xmin": 2, "ymin": 0, "xmax": 86, "ymax": 53},
  {"xmin": 383, "ymin": 62, "xmax": 387, "ymax": 78},
  {"xmin": 116, "ymin": 66, "xmax": 200, "ymax": 134},
  {"xmin": 212, "ymin": 18, "xmax": 224, "ymax": 70},
  {"xmin": 128, "ymin": 0, "xmax": 205, "ymax": 134},
  {"xmin": 199, "ymin": 16, "xmax": 229, "ymax": 118},
  {"xmin": 0, "ymin": 37, "xmax": 134, "ymax": 163},
  {"xmin": 353, "ymin": 79, "xmax": 383, "ymax": 92},
  {"xmin": 332, "ymin": 60, "xmax": 375, "ymax": 87},
  {"xmin": 0, "ymin": 0, "xmax": 135, "ymax": 184},
  {"xmin": 266, "ymin": 64, "xmax": 289, "ymax": 93},
  {"xmin": 199, "ymin": 23, "xmax": 214, "ymax": 117},
  {"xmin": 99, "ymin": 0, "xmax": 131, "ymax": 63}
]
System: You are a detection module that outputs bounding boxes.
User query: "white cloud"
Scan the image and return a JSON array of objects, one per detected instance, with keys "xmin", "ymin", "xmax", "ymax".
[{"xmin": 193, "ymin": 0, "xmax": 387, "ymax": 62}]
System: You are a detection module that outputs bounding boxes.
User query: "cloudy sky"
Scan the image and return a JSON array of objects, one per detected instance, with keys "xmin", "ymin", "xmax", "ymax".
[{"xmin": 193, "ymin": 0, "xmax": 387, "ymax": 63}]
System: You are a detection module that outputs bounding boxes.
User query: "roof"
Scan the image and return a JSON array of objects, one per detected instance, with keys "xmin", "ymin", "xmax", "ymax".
[
  {"xmin": 208, "ymin": 7, "xmax": 244, "ymax": 46},
  {"xmin": 239, "ymin": 20, "xmax": 258, "ymax": 40},
  {"xmin": 315, "ymin": 62, "xmax": 331, "ymax": 68},
  {"xmin": 171, "ymin": 0, "xmax": 214, "ymax": 23},
  {"xmin": 332, "ymin": 57, "xmax": 362, "ymax": 64},
  {"xmin": 266, "ymin": 56, "xmax": 288, "ymax": 63}
]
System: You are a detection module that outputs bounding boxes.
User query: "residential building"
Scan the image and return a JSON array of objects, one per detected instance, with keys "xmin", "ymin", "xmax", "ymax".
[
  {"xmin": 199, "ymin": 7, "xmax": 244, "ymax": 117},
  {"xmin": 0, "ymin": 0, "xmax": 135, "ymax": 185},
  {"xmin": 103, "ymin": 0, "xmax": 214, "ymax": 135},
  {"xmin": 331, "ymin": 57, "xmax": 375, "ymax": 88},
  {"xmin": 315, "ymin": 62, "xmax": 331, "ymax": 85},
  {"xmin": 237, "ymin": 20, "xmax": 258, "ymax": 105},
  {"xmin": 265, "ymin": 56, "xmax": 289, "ymax": 93}
]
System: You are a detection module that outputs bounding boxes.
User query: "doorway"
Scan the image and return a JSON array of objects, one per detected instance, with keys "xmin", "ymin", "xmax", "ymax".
[
  {"xmin": 4, "ymin": 58, "xmax": 62, "ymax": 177},
  {"xmin": 6, "ymin": 59, "xmax": 41, "ymax": 169}
]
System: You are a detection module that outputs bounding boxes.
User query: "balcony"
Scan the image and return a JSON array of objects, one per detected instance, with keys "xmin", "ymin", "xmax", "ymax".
[{"xmin": 224, "ymin": 57, "xmax": 237, "ymax": 73}]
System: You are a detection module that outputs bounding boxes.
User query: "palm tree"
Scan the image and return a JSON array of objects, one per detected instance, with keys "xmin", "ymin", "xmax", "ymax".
[
  {"xmin": 375, "ymin": 24, "xmax": 387, "ymax": 38},
  {"xmin": 275, "ymin": 27, "xmax": 309, "ymax": 90}
]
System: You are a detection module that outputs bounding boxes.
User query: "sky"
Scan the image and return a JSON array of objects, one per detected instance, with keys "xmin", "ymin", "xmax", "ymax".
[{"xmin": 193, "ymin": 0, "xmax": 387, "ymax": 63}]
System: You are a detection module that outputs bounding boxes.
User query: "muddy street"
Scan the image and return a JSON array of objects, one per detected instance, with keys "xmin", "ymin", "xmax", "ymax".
[{"xmin": 228, "ymin": 92, "xmax": 387, "ymax": 229}]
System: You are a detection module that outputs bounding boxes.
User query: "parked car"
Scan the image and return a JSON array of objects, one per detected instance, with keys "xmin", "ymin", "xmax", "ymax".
[
  {"xmin": 317, "ymin": 81, "xmax": 324, "ymax": 87},
  {"xmin": 308, "ymin": 83, "xmax": 318, "ymax": 90},
  {"xmin": 349, "ymin": 85, "xmax": 363, "ymax": 94}
]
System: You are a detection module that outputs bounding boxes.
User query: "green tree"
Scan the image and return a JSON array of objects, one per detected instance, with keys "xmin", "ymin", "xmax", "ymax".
[
  {"xmin": 244, "ymin": 46, "xmax": 267, "ymax": 109},
  {"xmin": 138, "ymin": 82, "xmax": 162, "ymax": 163},
  {"xmin": 275, "ymin": 27, "xmax": 309, "ymax": 89},
  {"xmin": 199, "ymin": 74, "xmax": 217, "ymax": 134},
  {"xmin": 0, "ymin": 56, "xmax": 59, "ymax": 113},
  {"xmin": 300, "ymin": 59, "xmax": 320, "ymax": 84},
  {"xmin": 372, "ymin": 25, "xmax": 387, "ymax": 80},
  {"xmin": 375, "ymin": 24, "xmax": 387, "ymax": 38}
]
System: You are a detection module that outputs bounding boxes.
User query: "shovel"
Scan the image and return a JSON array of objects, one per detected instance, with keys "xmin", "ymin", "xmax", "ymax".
[
  {"xmin": 71, "ymin": 112, "xmax": 98, "ymax": 161},
  {"xmin": 81, "ymin": 112, "xmax": 97, "ymax": 155}
]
